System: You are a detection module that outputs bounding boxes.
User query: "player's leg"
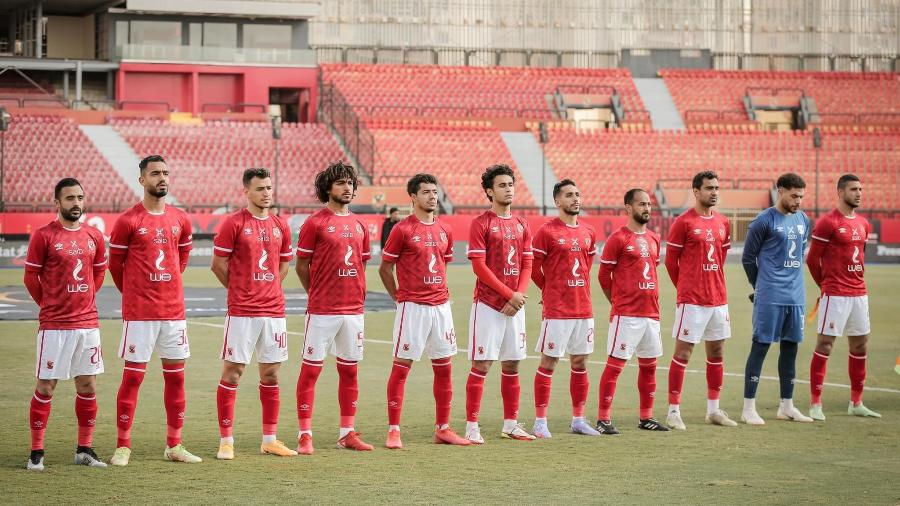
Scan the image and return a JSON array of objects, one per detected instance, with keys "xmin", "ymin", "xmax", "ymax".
[
  {"xmin": 296, "ymin": 314, "xmax": 339, "ymax": 454},
  {"xmin": 28, "ymin": 376, "xmax": 56, "ymax": 471},
  {"xmin": 71, "ymin": 329, "xmax": 105, "ymax": 467},
  {"xmin": 255, "ymin": 317, "xmax": 294, "ymax": 455},
  {"xmin": 216, "ymin": 315, "xmax": 250, "ymax": 459},
  {"xmin": 597, "ymin": 315, "xmax": 632, "ymax": 435},
  {"xmin": 703, "ymin": 338, "xmax": 735, "ymax": 426},
  {"xmin": 464, "ymin": 302, "xmax": 499, "ymax": 444},
  {"xmin": 635, "ymin": 319, "xmax": 668, "ymax": 432},
  {"xmin": 113, "ymin": 321, "xmax": 154, "ymax": 465},
  {"xmin": 566, "ymin": 318, "xmax": 597, "ymax": 436},
  {"xmin": 845, "ymin": 296, "xmax": 879, "ymax": 417},
  {"xmin": 499, "ymin": 308, "xmax": 532, "ymax": 440},
  {"xmin": 809, "ymin": 332, "xmax": 835, "ymax": 420},
  {"xmin": 775, "ymin": 307, "xmax": 812, "ymax": 423},
  {"xmin": 385, "ymin": 302, "xmax": 419, "ymax": 448},
  {"xmin": 532, "ymin": 319, "xmax": 564, "ymax": 438},
  {"xmin": 667, "ymin": 303, "xmax": 698, "ymax": 429},
  {"xmin": 427, "ymin": 303, "xmax": 468, "ymax": 446},
  {"xmin": 742, "ymin": 303, "xmax": 775, "ymax": 425},
  {"xmin": 158, "ymin": 320, "xmax": 201, "ymax": 462},
  {"xmin": 333, "ymin": 315, "xmax": 373, "ymax": 451},
  {"xmin": 29, "ymin": 328, "xmax": 73, "ymax": 470},
  {"xmin": 386, "ymin": 357, "xmax": 412, "ymax": 449}
]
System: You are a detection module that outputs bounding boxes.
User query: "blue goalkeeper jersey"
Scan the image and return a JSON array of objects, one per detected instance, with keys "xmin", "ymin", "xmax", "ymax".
[{"xmin": 741, "ymin": 207, "xmax": 810, "ymax": 306}]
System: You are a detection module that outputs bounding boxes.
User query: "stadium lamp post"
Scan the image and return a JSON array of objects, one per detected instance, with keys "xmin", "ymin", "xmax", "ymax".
[
  {"xmin": 812, "ymin": 127, "xmax": 822, "ymax": 215},
  {"xmin": 539, "ymin": 122, "xmax": 548, "ymax": 215},
  {"xmin": 271, "ymin": 115, "xmax": 282, "ymax": 210},
  {"xmin": 0, "ymin": 108, "xmax": 9, "ymax": 212}
]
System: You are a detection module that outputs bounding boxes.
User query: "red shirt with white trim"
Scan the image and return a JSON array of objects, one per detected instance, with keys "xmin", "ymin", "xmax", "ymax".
[
  {"xmin": 467, "ymin": 210, "xmax": 533, "ymax": 312},
  {"xmin": 25, "ymin": 221, "xmax": 107, "ymax": 330},
  {"xmin": 109, "ymin": 203, "xmax": 193, "ymax": 321},
  {"xmin": 296, "ymin": 208, "xmax": 371, "ymax": 315},
  {"xmin": 810, "ymin": 209, "xmax": 871, "ymax": 296},
  {"xmin": 666, "ymin": 209, "xmax": 731, "ymax": 306},
  {"xmin": 382, "ymin": 215, "xmax": 453, "ymax": 306},
  {"xmin": 532, "ymin": 218, "xmax": 597, "ymax": 319},
  {"xmin": 599, "ymin": 227, "xmax": 661, "ymax": 319},
  {"xmin": 213, "ymin": 209, "xmax": 293, "ymax": 317}
]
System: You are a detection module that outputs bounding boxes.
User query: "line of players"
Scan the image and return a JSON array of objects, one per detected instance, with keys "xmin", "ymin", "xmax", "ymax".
[{"xmin": 24, "ymin": 156, "xmax": 880, "ymax": 470}]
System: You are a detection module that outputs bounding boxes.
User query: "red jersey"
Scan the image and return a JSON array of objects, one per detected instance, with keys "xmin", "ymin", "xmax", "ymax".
[
  {"xmin": 467, "ymin": 211, "xmax": 533, "ymax": 312},
  {"xmin": 666, "ymin": 209, "xmax": 731, "ymax": 306},
  {"xmin": 810, "ymin": 209, "xmax": 871, "ymax": 296},
  {"xmin": 296, "ymin": 208, "xmax": 371, "ymax": 315},
  {"xmin": 532, "ymin": 218, "xmax": 597, "ymax": 319},
  {"xmin": 381, "ymin": 215, "xmax": 453, "ymax": 306},
  {"xmin": 599, "ymin": 227, "xmax": 661, "ymax": 319},
  {"xmin": 213, "ymin": 209, "xmax": 293, "ymax": 317},
  {"xmin": 109, "ymin": 204, "xmax": 193, "ymax": 321},
  {"xmin": 25, "ymin": 221, "xmax": 107, "ymax": 330}
]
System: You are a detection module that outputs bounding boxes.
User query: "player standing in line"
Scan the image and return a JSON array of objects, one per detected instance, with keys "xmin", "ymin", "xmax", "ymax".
[
  {"xmin": 24, "ymin": 178, "xmax": 108, "ymax": 470},
  {"xmin": 806, "ymin": 174, "xmax": 881, "ymax": 420},
  {"xmin": 664, "ymin": 171, "xmax": 737, "ymax": 430},
  {"xmin": 464, "ymin": 164, "xmax": 535, "ymax": 443},
  {"xmin": 741, "ymin": 173, "xmax": 813, "ymax": 425},
  {"xmin": 107, "ymin": 155, "xmax": 200, "ymax": 465},
  {"xmin": 295, "ymin": 162, "xmax": 374, "ymax": 454},
  {"xmin": 212, "ymin": 168, "xmax": 298, "ymax": 460},
  {"xmin": 530, "ymin": 179, "xmax": 601, "ymax": 438},
  {"xmin": 595, "ymin": 189, "xmax": 669, "ymax": 434},
  {"xmin": 380, "ymin": 173, "xmax": 471, "ymax": 448}
]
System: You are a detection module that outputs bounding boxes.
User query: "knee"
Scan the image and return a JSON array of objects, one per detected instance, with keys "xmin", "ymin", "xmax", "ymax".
[
  {"xmin": 849, "ymin": 340, "xmax": 868, "ymax": 356},
  {"xmin": 539, "ymin": 356, "xmax": 559, "ymax": 371},
  {"xmin": 816, "ymin": 339, "xmax": 834, "ymax": 356},
  {"xmin": 500, "ymin": 362, "xmax": 519, "ymax": 375},
  {"xmin": 75, "ymin": 381, "xmax": 96, "ymax": 396},
  {"xmin": 674, "ymin": 348, "xmax": 693, "ymax": 362},
  {"xmin": 35, "ymin": 381, "xmax": 55, "ymax": 397},
  {"xmin": 259, "ymin": 370, "xmax": 279, "ymax": 385}
]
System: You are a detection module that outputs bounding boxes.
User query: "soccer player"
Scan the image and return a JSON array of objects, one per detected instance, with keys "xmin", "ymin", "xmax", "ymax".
[
  {"xmin": 741, "ymin": 172, "xmax": 813, "ymax": 425},
  {"xmin": 595, "ymin": 189, "xmax": 669, "ymax": 434},
  {"xmin": 295, "ymin": 161, "xmax": 374, "ymax": 454},
  {"xmin": 108, "ymin": 155, "xmax": 201, "ymax": 465},
  {"xmin": 212, "ymin": 168, "xmax": 298, "ymax": 460},
  {"xmin": 664, "ymin": 171, "xmax": 737, "ymax": 430},
  {"xmin": 379, "ymin": 173, "xmax": 470, "ymax": 448},
  {"xmin": 24, "ymin": 178, "xmax": 107, "ymax": 470},
  {"xmin": 464, "ymin": 164, "xmax": 535, "ymax": 443},
  {"xmin": 530, "ymin": 179, "xmax": 600, "ymax": 438},
  {"xmin": 807, "ymin": 174, "xmax": 880, "ymax": 419}
]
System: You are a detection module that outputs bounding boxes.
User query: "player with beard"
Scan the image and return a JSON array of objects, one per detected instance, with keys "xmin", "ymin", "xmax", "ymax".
[
  {"xmin": 24, "ymin": 178, "xmax": 107, "ymax": 470},
  {"xmin": 595, "ymin": 189, "xmax": 669, "ymax": 435}
]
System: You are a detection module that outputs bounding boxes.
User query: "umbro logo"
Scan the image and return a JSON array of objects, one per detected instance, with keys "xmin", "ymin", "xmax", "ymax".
[{"xmin": 138, "ymin": 227, "xmax": 148, "ymax": 235}]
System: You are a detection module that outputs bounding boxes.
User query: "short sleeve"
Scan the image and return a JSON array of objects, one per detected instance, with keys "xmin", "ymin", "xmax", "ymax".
[
  {"xmin": 467, "ymin": 218, "xmax": 487, "ymax": 259},
  {"xmin": 723, "ymin": 218, "xmax": 732, "ymax": 250},
  {"xmin": 109, "ymin": 214, "xmax": 132, "ymax": 253},
  {"xmin": 92, "ymin": 229, "xmax": 108, "ymax": 270},
  {"xmin": 178, "ymin": 214, "xmax": 193, "ymax": 251},
  {"xmin": 599, "ymin": 234, "xmax": 620, "ymax": 266},
  {"xmin": 296, "ymin": 217, "xmax": 318, "ymax": 258},
  {"xmin": 279, "ymin": 219, "xmax": 294, "ymax": 260},
  {"xmin": 531, "ymin": 227, "xmax": 549, "ymax": 260},
  {"xmin": 654, "ymin": 234, "xmax": 662, "ymax": 264},
  {"xmin": 589, "ymin": 227, "xmax": 599, "ymax": 258},
  {"xmin": 24, "ymin": 229, "xmax": 47, "ymax": 273},
  {"xmin": 443, "ymin": 226, "xmax": 454, "ymax": 261},
  {"xmin": 381, "ymin": 223, "xmax": 404, "ymax": 263},
  {"xmin": 811, "ymin": 214, "xmax": 833, "ymax": 243},
  {"xmin": 360, "ymin": 221, "xmax": 372, "ymax": 260},
  {"xmin": 666, "ymin": 216, "xmax": 686, "ymax": 249},
  {"xmin": 521, "ymin": 220, "xmax": 533, "ymax": 257},
  {"xmin": 213, "ymin": 215, "xmax": 237, "ymax": 257}
]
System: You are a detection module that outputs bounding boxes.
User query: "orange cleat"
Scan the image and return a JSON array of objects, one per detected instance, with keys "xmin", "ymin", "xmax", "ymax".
[
  {"xmin": 385, "ymin": 429, "xmax": 403, "ymax": 449},
  {"xmin": 337, "ymin": 431, "xmax": 374, "ymax": 451},
  {"xmin": 296, "ymin": 433, "xmax": 314, "ymax": 455},
  {"xmin": 433, "ymin": 428, "xmax": 472, "ymax": 446}
]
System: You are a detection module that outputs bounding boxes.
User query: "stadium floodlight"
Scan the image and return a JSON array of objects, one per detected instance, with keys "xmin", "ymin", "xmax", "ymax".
[{"xmin": 0, "ymin": 107, "xmax": 9, "ymax": 212}]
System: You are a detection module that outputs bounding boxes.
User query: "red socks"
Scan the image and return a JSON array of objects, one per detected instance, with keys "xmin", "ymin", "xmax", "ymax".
[
  {"xmin": 336, "ymin": 360, "xmax": 358, "ymax": 429},
  {"xmin": 217, "ymin": 381, "xmax": 237, "ymax": 438},
  {"xmin": 668, "ymin": 357, "xmax": 687, "ymax": 405},
  {"xmin": 387, "ymin": 361, "xmax": 411, "ymax": 426},
  {"xmin": 706, "ymin": 357, "xmax": 724, "ymax": 401},
  {"xmin": 162, "ymin": 363, "xmax": 186, "ymax": 448},
  {"xmin": 500, "ymin": 371, "xmax": 520, "ymax": 421},
  {"xmin": 431, "ymin": 358, "xmax": 453, "ymax": 427},
  {"xmin": 296, "ymin": 360, "xmax": 323, "ymax": 432},
  {"xmin": 465, "ymin": 368, "xmax": 486, "ymax": 423},
  {"xmin": 29, "ymin": 391, "xmax": 52, "ymax": 451},
  {"xmin": 259, "ymin": 381, "xmax": 280, "ymax": 437},
  {"xmin": 849, "ymin": 353, "xmax": 867, "ymax": 405},
  {"xmin": 533, "ymin": 367, "xmax": 553, "ymax": 419},
  {"xmin": 637, "ymin": 358, "xmax": 657, "ymax": 420},
  {"xmin": 75, "ymin": 393, "xmax": 97, "ymax": 447},
  {"xmin": 116, "ymin": 361, "xmax": 146, "ymax": 448},
  {"xmin": 570, "ymin": 367, "xmax": 589, "ymax": 418},
  {"xmin": 809, "ymin": 351, "xmax": 829, "ymax": 405},
  {"xmin": 597, "ymin": 357, "xmax": 625, "ymax": 420}
]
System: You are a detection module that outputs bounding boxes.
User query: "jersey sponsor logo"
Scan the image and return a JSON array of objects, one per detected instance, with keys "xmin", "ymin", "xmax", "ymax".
[
  {"xmin": 153, "ymin": 227, "xmax": 168, "ymax": 244},
  {"xmin": 568, "ymin": 257, "xmax": 585, "ymax": 287},
  {"xmin": 254, "ymin": 250, "xmax": 275, "ymax": 282},
  {"xmin": 639, "ymin": 261, "xmax": 656, "ymax": 290},
  {"xmin": 68, "ymin": 240, "xmax": 84, "ymax": 256},
  {"xmin": 637, "ymin": 238, "xmax": 650, "ymax": 258},
  {"xmin": 68, "ymin": 258, "xmax": 89, "ymax": 293},
  {"xmin": 504, "ymin": 245, "xmax": 519, "ymax": 276},
  {"xmin": 705, "ymin": 229, "xmax": 715, "ymax": 242},
  {"xmin": 424, "ymin": 233, "xmax": 438, "ymax": 247},
  {"xmin": 424, "ymin": 253, "xmax": 443, "ymax": 285},
  {"xmin": 570, "ymin": 240, "xmax": 582, "ymax": 252},
  {"xmin": 703, "ymin": 243, "xmax": 719, "ymax": 272},
  {"xmin": 851, "ymin": 227, "xmax": 861, "ymax": 241},
  {"xmin": 848, "ymin": 246, "xmax": 863, "ymax": 272},
  {"xmin": 340, "ymin": 224, "xmax": 355, "ymax": 238},
  {"xmin": 150, "ymin": 249, "xmax": 172, "ymax": 282},
  {"xmin": 784, "ymin": 238, "xmax": 801, "ymax": 268},
  {"xmin": 338, "ymin": 244, "xmax": 358, "ymax": 277}
]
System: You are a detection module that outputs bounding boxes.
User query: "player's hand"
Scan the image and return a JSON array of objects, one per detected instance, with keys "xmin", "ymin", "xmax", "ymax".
[
  {"xmin": 500, "ymin": 302, "xmax": 519, "ymax": 316},
  {"xmin": 748, "ymin": 292, "xmax": 755, "ymax": 303},
  {"xmin": 508, "ymin": 291, "xmax": 527, "ymax": 311}
]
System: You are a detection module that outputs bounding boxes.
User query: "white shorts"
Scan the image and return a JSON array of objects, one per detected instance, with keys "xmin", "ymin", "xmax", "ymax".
[
  {"xmin": 672, "ymin": 304, "xmax": 732, "ymax": 343},
  {"xmin": 468, "ymin": 301, "xmax": 527, "ymax": 362},
  {"xmin": 119, "ymin": 320, "xmax": 190, "ymax": 363},
  {"xmin": 302, "ymin": 313, "xmax": 365, "ymax": 362},
  {"xmin": 221, "ymin": 316, "xmax": 288, "ymax": 364},
  {"xmin": 35, "ymin": 328, "xmax": 104, "ymax": 380},
  {"xmin": 535, "ymin": 318, "xmax": 595, "ymax": 358},
  {"xmin": 606, "ymin": 315, "xmax": 662, "ymax": 360},
  {"xmin": 817, "ymin": 295, "xmax": 870, "ymax": 337},
  {"xmin": 392, "ymin": 301, "xmax": 457, "ymax": 361}
]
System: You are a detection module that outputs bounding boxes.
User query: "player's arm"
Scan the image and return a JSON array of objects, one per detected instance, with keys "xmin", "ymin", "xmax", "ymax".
[
  {"xmin": 178, "ymin": 216, "xmax": 193, "ymax": 273},
  {"xmin": 741, "ymin": 217, "xmax": 766, "ymax": 290},
  {"xmin": 295, "ymin": 257, "xmax": 311, "ymax": 293},
  {"xmin": 378, "ymin": 261, "xmax": 398, "ymax": 301},
  {"xmin": 24, "ymin": 271, "xmax": 42, "ymax": 305},
  {"xmin": 597, "ymin": 236, "xmax": 618, "ymax": 303},
  {"xmin": 23, "ymin": 230, "xmax": 46, "ymax": 304},
  {"xmin": 295, "ymin": 219, "xmax": 317, "ymax": 293},
  {"xmin": 467, "ymin": 220, "xmax": 521, "ymax": 313},
  {"xmin": 211, "ymin": 255, "xmax": 229, "ymax": 287},
  {"xmin": 379, "ymin": 225, "xmax": 403, "ymax": 301},
  {"xmin": 93, "ymin": 231, "xmax": 108, "ymax": 291},
  {"xmin": 108, "ymin": 216, "xmax": 131, "ymax": 292},
  {"xmin": 516, "ymin": 223, "xmax": 534, "ymax": 295},
  {"xmin": 279, "ymin": 260, "xmax": 290, "ymax": 282},
  {"xmin": 211, "ymin": 217, "xmax": 236, "ymax": 288},
  {"xmin": 530, "ymin": 254, "xmax": 545, "ymax": 290},
  {"xmin": 806, "ymin": 216, "xmax": 831, "ymax": 287},
  {"xmin": 278, "ymin": 221, "xmax": 293, "ymax": 282},
  {"xmin": 664, "ymin": 219, "xmax": 684, "ymax": 285}
]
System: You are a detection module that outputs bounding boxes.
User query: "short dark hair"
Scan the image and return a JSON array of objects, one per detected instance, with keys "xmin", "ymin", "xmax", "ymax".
[
  {"xmin": 314, "ymin": 161, "xmax": 359, "ymax": 203},
  {"xmin": 837, "ymin": 173, "xmax": 860, "ymax": 190},
  {"xmin": 692, "ymin": 171, "xmax": 719, "ymax": 190},
  {"xmin": 776, "ymin": 173, "xmax": 806, "ymax": 190},
  {"xmin": 553, "ymin": 179, "xmax": 577, "ymax": 198},
  {"xmin": 624, "ymin": 188, "xmax": 648, "ymax": 205},
  {"xmin": 54, "ymin": 178, "xmax": 83, "ymax": 200},
  {"xmin": 139, "ymin": 154, "xmax": 166, "ymax": 174},
  {"xmin": 243, "ymin": 168, "xmax": 271, "ymax": 187},
  {"xmin": 388, "ymin": 207, "xmax": 399, "ymax": 214},
  {"xmin": 481, "ymin": 164, "xmax": 515, "ymax": 202},
  {"xmin": 407, "ymin": 173, "xmax": 438, "ymax": 196}
]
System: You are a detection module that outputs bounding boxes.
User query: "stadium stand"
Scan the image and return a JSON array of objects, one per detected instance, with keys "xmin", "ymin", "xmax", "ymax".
[
  {"xmin": 112, "ymin": 118, "xmax": 345, "ymax": 209},
  {"xmin": 4, "ymin": 114, "xmax": 135, "ymax": 210}
]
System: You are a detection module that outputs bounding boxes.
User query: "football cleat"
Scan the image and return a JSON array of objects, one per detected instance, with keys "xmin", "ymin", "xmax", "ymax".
[
  {"xmin": 74, "ymin": 447, "xmax": 107, "ymax": 468},
  {"xmin": 336, "ymin": 431, "xmax": 374, "ymax": 451},
  {"xmin": 164, "ymin": 443, "xmax": 203, "ymax": 463},
  {"xmin": 433, "ymin": 428, "xmax": 471, "ymax": 446},
  {"xmin": 705, "ymin": 410, "xmax": 738, "ymax": 427},
  {"xmin": 570, "ymin": 418, "xmax": 601, "ymax": 436},
  {"xmin": 385, "ymin": 429, "xmax": 403, "ymax": 449},
  {"xmin": 638, "ymin": 418, "xmax": 670, "ymax": 431},
  {"xmin": 261, "ymin": 440, "xmax": 297, "ymax": 457},
  {"xmin": 464, "ymin": 426, "xmax": 484, "ymax": 445},
  {"xmin": 296, "ymin": 434, "xmax": 314, "ymax": 455},
  {"xmin": 741, "ymin": 410, "xmax": 766, "ymax": 426},
  {"xmin": 595, "ymin": 420, "xmax": 620, "ymax": 435},
  {"xmin": 777, "ymin": 405, "xmax": 814, "ymax": 423},
  {"xmin": 110, "ymin": 447, "xmax": 131, "ymax": 466},
  {"xmin": 501, "ymin": 423, "xmax": 536, "ymax": 441},
  {"xmin": 848, "ymin": 402, "xmax": 882, "ymax": 418},
  {"xmin": 27, "ymin": 450, "xmax": 44, "ymax": 471},
  {"xmin": 666, "ymin": 411, "xmax": 687, "ymax": 431},
  {"xmin": 216, "ymin": 443, "xmax": 234, "ymax": 460},
  {"xmin": 532, "ymin": 419, "xmax": 552, "ymax": 439},
  {"xmin": 809, "ymin": 405, "xmax": 826, "ymax": 421}
]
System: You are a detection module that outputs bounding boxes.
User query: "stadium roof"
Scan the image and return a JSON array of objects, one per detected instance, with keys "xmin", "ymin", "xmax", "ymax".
[
  {"xmin": 1, "ymin": 0, "xmax": 124, "ymax": 15},
  {"xmin": 2, "ymin": 0, "xmax": 318, "ymax": 19}
]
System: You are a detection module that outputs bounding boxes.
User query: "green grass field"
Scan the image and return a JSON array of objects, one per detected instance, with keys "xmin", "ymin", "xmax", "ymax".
[{"xmin": 1, "ymin": 264, "xmax": 899, "ymax": 504}]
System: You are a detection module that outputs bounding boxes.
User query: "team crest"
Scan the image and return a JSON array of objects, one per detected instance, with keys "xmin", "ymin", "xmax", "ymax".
[
  {"xmin": 547, "ymin": 342, "xmax": 555, "ymax": 350},
  {"xmin": 402, "ymin": 343, "xmax": 410, "ymax": 351},
  {"xmin": 516, "ymin": 223, "xmax": 524, "ymax": 234},
  {"xmin": 46, "ymin": 360, "xmax": 54, "ymax": 370},
  {"xmin": 683, "ymin": 329, "xmax": 690, "ymax": 336},
  {"xmin": 797, "ymin": 224, "xmax": 805, "ymax": 235},
  {"xmin": 619, "ymin": 343, "xmax": 626, "ymax": 351},
  {"xmin": 829, "ymin": 322, "xmax": 835, "ymax": 330},
  {"xmin": 307, "ymin": 346, "xmax": 314, "ymax": 355},
  {"xmin": 88, "ymin": 240, "xmax": 96, "ymax": 251},
  {"xmin": 129, "ymin": 345, "xmax": 136, "ymax": 354},
  {"xmin": 227, "ymin": 347, "xmax": 233, "ymax": 356},
  {"xmin": 172, "ymin": 226, "xmax": 180, "ymax": 236},
  {"xmin": 478, "ymin": 346, "xmax": 485, "ymax": 355},
  {"xmin": 439, "ymin": 232, "xmax": 447, "ymax": 243},
  {"xmin": 356, "ymin": 224, "xmax": 363, "ymax": 233},
  {"xmin": 272, "ymin": 227, "xmax": 282, "ymax": 239},
  {"xmin": 584, "ymin": 238, "xmax": 591, "ymax": 246},
  {"xmin": 719, "ymin": 228, "xmax": 726, "ymax": 239}
]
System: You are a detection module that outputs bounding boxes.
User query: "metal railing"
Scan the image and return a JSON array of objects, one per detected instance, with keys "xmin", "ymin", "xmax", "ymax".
[
  {"xmin": 116, "ymin": 44, "xmax": 317, "ymax": 66},
  {"xmin": 317, "ymin": 81, "xmax": 376, "ymax": 180}
]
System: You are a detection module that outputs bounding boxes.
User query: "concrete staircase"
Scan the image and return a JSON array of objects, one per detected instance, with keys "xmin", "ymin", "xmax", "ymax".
[
  {"xmin": 633, "ymin": 78, "xmax": 685, "ymax": 131},
  {"xmin": 500, "ymin": 131, "xmax": 557, "ymax": 213}
]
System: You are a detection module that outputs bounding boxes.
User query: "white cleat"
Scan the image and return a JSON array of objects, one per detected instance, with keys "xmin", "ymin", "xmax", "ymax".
[
  {"xmin": 809, "ymin": 405, "xmax": 826, "ymax": 421},
  {"xmin": 777, "ymin": 405, "xmax": 814, "ymax": 422},
  {"xmin": 110, "ymin": 447, "xmax": 131, "ymax": 466},
  {"xmin": 705, "ymin": 410, "xmax": 738, "ymax": 427},
  {"xmin": 501, "ymin": 423, "xmax": 536, "ymax": 441},
  {"xmin": 74, "ymin": 448, "xmax": 108, "ymax": 468},
  {"xmin": 532, "ymin": 420, "xmax": 552, "ymax": 439},
  {"xmin": 666, "ymin": 411, "xmax": 686, "ymax": 431},
  {"xmin": 164, "ymin": 443, "xmax": 203, "ymax": 463},
  {"xmin": 464, "ymin": 426, "xmax": 484, "ymax": 445},
  {"xmin": 741, "ymin": 410, "xmax": 766, "ymax": 426},
  {"xmin": 27, "ymin": 451, "xmax": 44, "ymax": 471}
]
